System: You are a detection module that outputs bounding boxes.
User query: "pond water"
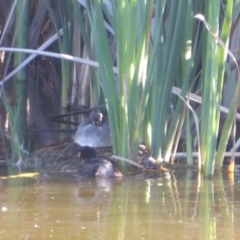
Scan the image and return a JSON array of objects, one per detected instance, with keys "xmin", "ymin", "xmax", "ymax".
[{"xmin": 0, "ymin": 167, "xmax": 240, "ymax": 240}]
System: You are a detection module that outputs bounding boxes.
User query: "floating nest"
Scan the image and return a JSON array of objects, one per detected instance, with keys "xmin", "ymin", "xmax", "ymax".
[
  {"xmin": 0, "ymin": 134, "xmax": 167, "ymax": 175},
  {"xmin": 27, "ymin": 136, "xmax": 113, "ymax": 171}
]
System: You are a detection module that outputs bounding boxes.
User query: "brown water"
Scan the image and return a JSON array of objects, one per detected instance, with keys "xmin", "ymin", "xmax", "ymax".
[{"xmin": 0, "ymin": 168, "xmax": 240, "ymax": 240}]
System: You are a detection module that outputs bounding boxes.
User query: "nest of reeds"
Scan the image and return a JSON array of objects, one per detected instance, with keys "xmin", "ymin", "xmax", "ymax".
[{"xmin": 26, "ymin": 136, "xmax": 113, "ymax": 171}]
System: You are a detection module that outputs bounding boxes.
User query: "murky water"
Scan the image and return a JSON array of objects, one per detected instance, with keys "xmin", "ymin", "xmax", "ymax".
[{"xmin": 0, "ymin": 168, "xmax": 240, "ymax": 240}]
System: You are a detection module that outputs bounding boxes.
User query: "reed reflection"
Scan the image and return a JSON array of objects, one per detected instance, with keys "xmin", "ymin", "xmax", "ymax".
[{"xmin": 0, "ymin": 170, "xmax": 239, "ymax": 239}]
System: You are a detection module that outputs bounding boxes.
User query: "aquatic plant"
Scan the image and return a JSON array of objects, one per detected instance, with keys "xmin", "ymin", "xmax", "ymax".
[{"xmin": 0, "ymin": 0, "xmax": 239, "ymax": 177}]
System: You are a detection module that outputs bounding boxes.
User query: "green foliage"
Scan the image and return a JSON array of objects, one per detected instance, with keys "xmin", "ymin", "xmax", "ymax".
[
  {"xmin": 1, "ymin": 90, "xmax": 28, "ymax": 163},
  {"xmin": 44, "ymin": 0, "xmax": 74, "ymax": 108},
  {"xmin": 0, "ymin": 0, "xmax": 237, "ymax": 176},
  {"xmin": 86, "ymin": 0, "xmax": 156, "ymax": 164},
  {"xmin": 84, "ymin": 0, "xmax": 235, "ymax": 176},
  {"xmin": 197, "ymin": 0, "xmax": 233, "ymax": 176},
  {"xmin": 85, "ymin": 0, "xmax": 199, "ymax": 165}
]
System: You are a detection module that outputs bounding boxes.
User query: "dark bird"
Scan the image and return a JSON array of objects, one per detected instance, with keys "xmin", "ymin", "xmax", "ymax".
[{"xmin": 78, "ymin": 146, "xmax": 122, "ymax": 177}]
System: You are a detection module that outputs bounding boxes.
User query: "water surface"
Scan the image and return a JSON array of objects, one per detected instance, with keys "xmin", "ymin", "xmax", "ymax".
[{"xmin": 0, "ymin": 168, "xmax": 240, "ymax": 240}]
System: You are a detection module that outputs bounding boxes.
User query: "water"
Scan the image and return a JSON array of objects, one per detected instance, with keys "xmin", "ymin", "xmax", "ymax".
[{"xmin": 0, "ymin": 168, "xmax": 240, "ymax": 240}]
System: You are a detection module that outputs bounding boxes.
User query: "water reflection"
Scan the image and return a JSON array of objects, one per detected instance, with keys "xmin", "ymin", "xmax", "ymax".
[{"xmin": 0, "ymin": 169, "xmax": 240, "ymax": 239}]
